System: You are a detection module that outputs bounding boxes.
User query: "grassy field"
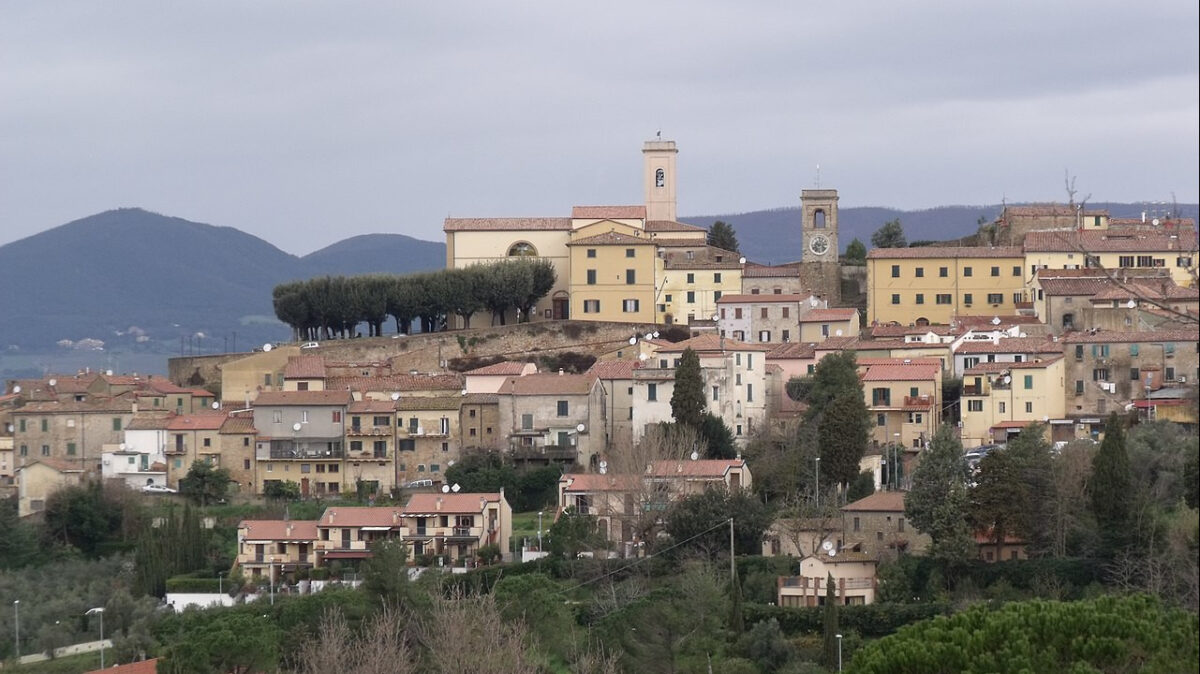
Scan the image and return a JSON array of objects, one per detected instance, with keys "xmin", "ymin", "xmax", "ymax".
[{"xmin": 511, "ymin": 510, "xmax": 550, "ymax": 552}]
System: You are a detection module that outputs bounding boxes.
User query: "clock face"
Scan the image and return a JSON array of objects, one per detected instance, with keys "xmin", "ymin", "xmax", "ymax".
[{"xmin": 810, "ymin": 234, "xmax": 830, "ymax": 256}]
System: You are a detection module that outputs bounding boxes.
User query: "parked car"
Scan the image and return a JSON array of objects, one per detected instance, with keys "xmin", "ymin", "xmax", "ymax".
[
  {"xmin": 141, "ymin": 484, "xmax": 178, "ymax": 494},
  {"xmin": 406, "ymin": 479, "xmax": 434, "ymax": 489},
  {"xmin": 301, "ymin": 341, "xmax": 320, "ymax": 349}
]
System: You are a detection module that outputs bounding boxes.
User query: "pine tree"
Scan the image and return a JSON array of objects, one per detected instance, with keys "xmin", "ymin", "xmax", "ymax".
[
  {"xmin": 906, "ymin": 424, "xmax": 974, "ymax": 569},
  {"xmin": 845, "ymin": 238, "xmax": 867, "ymax": 264},
  {"xmin": 670, "ymin": 347, "xmax": 706, "ymax": 429},
  {"xmin": 1090, "ymin": 413, "xmax": 1132, "ymax": 554},
  {"xmin": 818, "ymin": 391, "xmax": 871, "ymax": 488},
  {"xmin": 871, "ymin": 218, "xmax": 907, "ymax": 248},
  {"xmin": 707, "ymin": 220, "xmax": 740, "ymax": 253}
]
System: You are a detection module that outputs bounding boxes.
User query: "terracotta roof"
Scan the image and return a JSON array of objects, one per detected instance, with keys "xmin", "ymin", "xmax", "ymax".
[
  {"xmin": 284, "ymin": 356, "xmax": 326, "ymax": 379},
  {"xmin": 572, "ymin": 205, "xmax": 646, "ymax": 220},
  {"xmin": 499, "ymin": 373, "xmax": 598, "ymax": 396},
  {"xmin": 646, "ymin": 220, "xmax": 706, "ymax": 232},
  {"xmin": 1061, "ymin": 328, "xmax": 1199, "ymax": 344},
  {"xmin": 14, "ymin": 399, "xmax": 135, "ymax": 414},
  {"xmin": 568, "ymin": 231, "xmax": 654, "ymax": 246},
  {"xmin": 955, "ymin": 337, "xmax": 1062, "ymax": 354},
  {"xmin": 324, "ymin": 373, "xmax": 464, "ymax": 393},
  {"xmin": 463, "ymin": 393, "xmax": 500, "ymax": 405},
  {"xmin": 253, "ymin": 390, "xmax": 354, "ymax": 406},
  {"xmin": 85, "ymin": 658, "xmax": 160, "ymax": 674},
  {"xmin": 857, "ymin": 357, "xmax": 942, "ymax": 367},
  {"xmin": 142, "ymin": 379, "xmax": 192, "ymax": 394},
  {"xmin": 395, "ymin": 397, "xmax": 463, "ymax": 411},
  {"xmin": 403, "ymin": 492, "xmax": 503, "ymax": 515},
  {"xmin": 842, "ymin": 490, "xmax": 906, "ymax": 512},
  {"xmin": 588, "ymin": 360, "xmax": 639, "ymax": 379},
  {"xmin": 1033, "ymin": 267, "xmax": 1167, "ymax": 280},
  {"xmin": 860, "ymin": 338, "xmax": 951, "ymax": 351},
  {"xmin": 655, "ymin": 333, "xmax": 774, "ymax": 353},
  {"xmin": 1037, "ymin": 277, "xmax": 1120, "ymax": 296},
  {"xmin": 953, "ymin": 315, "xmax": 1047, "ymax": 328},
  {"xmin": 798, "ymin": 308, "xmax": 859, "ymax": 322},
  {"xmin": 125, "ymin": 414, "xmax": 174, "ymax": 431},
  {"xmin": 444, "ymin": 217, "xmax": 571, "ymax": 232},
  {"xmin": 465, "ymin": 361, "xmax": 535, "ymax": 376},
  {"xmin": 167, "ymin": 414, "xmax": 227, "ymax": 431},
  {"xmin": 861, "ymin": 362, "xmax": 940, "ymax": 382},
  {"xmin": 766, "ymin": 342, "xmax": 818, "ymax": 360},
  {"xmin": 560, "ymin": 473, "xmax": 640, "ymax": 492},
  {"xmin": 817, "ymin": 336, "xmax": 861, "ymax": 351},
  {"xmin": 742, "ymin": 263, "xmax": 802, "ymax": 278},
  {"xmin": 318, "ymin": 507, "xmax": 404, "ymax": 528},
  {"xmin": 239, "ymin": 519, "xmax": 319, "ymax": 541},
  {"xmin": 647, "ymin": 458, "xmax": 745, "ymax": 479},
  {"xmin": 1023, "ymin": 230, "xmax": 1198, "ymax": 253},
  {"xmin": 964, "ymin": 356, "xmax": 1063, "ymax": 375},
  {"xmin": 220, "ymin": 415, "xmax": 257, "ymax": 434},
  {"xmin": 1089, "ymin": 283, "xmax": 1198, "ymax": 301},
  {"xmin": 17, "ymin": 457, "xmax": 85, "ymax": 473},
  {"xmin": 809, "ymin": 550, "xmax": 877, "ymax": 564},
  {"xmin": 867, "ymin": 246, "xmax": 1022, "ymax": 259},
  {"xmin": 348, "ymin": 399, "xmax": 398, "ymax": 413},
  {"xmin": 717, "ymin": 294, "xmax": 806, "ymax": 304}
]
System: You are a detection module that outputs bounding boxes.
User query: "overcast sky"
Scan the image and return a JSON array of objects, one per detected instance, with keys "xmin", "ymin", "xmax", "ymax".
[{"xmin": 2, "ymin": 1, "xmax": 1196, "ymax": 255}]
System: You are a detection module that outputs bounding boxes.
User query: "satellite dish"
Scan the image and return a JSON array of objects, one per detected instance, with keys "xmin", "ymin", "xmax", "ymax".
[
  {"xmin": 1125, "ymin": 299, "xmax": 1137, "ymax": 309},
  {"xmin": 212, "ymin": 401, "xmax": 221, "ymax": 410},
  {"xmin": 629, "ymin": 337, "xmax": 637, "ymax": 345},
  {"xmin": 119, "ymin": 443, "xmax": 127, "ymax": 450},
  {"xmin": 599, "ymin": 460, "xmax": 608, "ymax": 470},
  {"xmin": 1152, "ymin": 218, "xmax": 1160, "ymax": 226},
  {"xmin": 105, "ymin": 369, "xmax": 113, "ymax": 376},
  {"xmin": 711, "ymin": 314, "xmax": 719, "ymax": 322},
  {"xmin": 822, "ymin": 540, "xmax": 834, "ymax": 552},
  {"xmin": 738, "ymin": 256, "xmax": 746, "ymax": 264},
  {"xmin": 1042, "ymin": 416, "xmax": 1049, "ymax": 422},
  {"xmin": 262, "ymin": 343, "xmax": 273, "ymax": 352},
  {"xmin": 390, "ymin": 392, "xmax": 401, "ymax": 401},
  {"xmin": 461, "ymin": 389, "xmax": 468, "ymax": 396},
  {"xmin": 441, "ymin": 485, "xmax": 450, "ymax": 493},
  {"xmin": 11, "ymin": 385, "xmax": 19, "ymax": 393},
  {"xmin": 645, "ymin": 333, "xmax": 654, "ymax": 341},
  {"xmin": 991, "ymin": 317, "xmax": 1001, "ymax": 326},
  {"xmin": 447, "ymin": 459, "xmax": 455, "ymax": 467},
  {"xmin": 292, "ymin": 422, "xmax": 302, "ymax": 432},
  {"xmin": 1018, "ymin": 332, "xmax": 1027, "ymax": 338},
  {"xmin": 48, "ymin": 378, "xmax": 57, "ymax": 387},
  {"xmin": 1002, "ymin": 376, "xmax": 1011, "ymax": 384},
  {"xmin": 576, "ymin": 423, "xmax": 586, "ymax": 433},
  {"xmin": 690, "ymin": 451, "xmax": 699, "ymax": 461},
  {"xmin": 639, "ymin": 353, "xmax": 648, "ymax": 361},
  {"xmin": 835, "ymin": 329, "xmax": 843, "ymax": 336},
  {"xmin": 653, "ymin": 331, "xmax": 660, "ymax": 338},
  {"xmin": 828, "ymin": 548, "xmax": 837, "ymax": 558},
  {"xmin": 451, "ymin": 483, "xmax": 461, "ymax": 493}
]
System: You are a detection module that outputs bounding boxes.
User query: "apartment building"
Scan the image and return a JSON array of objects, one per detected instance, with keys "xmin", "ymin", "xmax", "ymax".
[
  {"xmin": 960, "ymin": 357, "xmax": 1068, "ymax": 446},
  {"xmin": 652, "ymin": 334, "xmax": 772, "ymax": 442},
  {"xmin": 497, "ymin": 373, "xmax": 606, "ymax": 469},
  {"xmin": 1023, "ymin": 229, "xmax": 1198, "ymax": 288},
  {"xmin": 858, "ymin": 359, "xmax": 941, "ymax": 449},
  {"xmin": 716, "ymin": 294, "xmax": 807, "ymax": 344},
  {"xmin": 866, "ymin": 246, "xmax": 1026, "ymax": 325},
  {"xmin": 252, "ymin": 390, "xmax": 352, "ymax": 497}
]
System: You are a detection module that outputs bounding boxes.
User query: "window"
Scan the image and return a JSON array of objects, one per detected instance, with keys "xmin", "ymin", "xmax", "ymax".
[
  {"xmin": 963, "ymin": 267, "xmax": 973, "ymax": 277},
  {"xmin": 41, "ymin": 445, "xmax": 49, "ymax": 456},
  {"xmin": 332, "ymin": 410, "xmax": 342, "ymax": 423},
  {"xmin": 520, "ymin": 413, "xmax": 533, "ymax": 430},
  {"xmin": 915, "ymin": 293, "xmax": 924, "ymax": 305},
  {"xmin": 583, "ymin": 299, "xmax": 600, "ymax": 313},
  {"xmin": 936, "ymin": 294, "xmax": 952, "ymax": 304},
  {"xmin": 19, "ymin": 445, "xmax": 27, "ymax": 456},
  {"xmin": 1164, "ymin": 365, "xmax": 1176, "ymax": 381},
  {"xmin": 1092, "ymin": 344, "xmax": 1110, "ymax": 358},
  {"xmin": 112, "ymin": 418, "xmax": 122, "ymax": 431},
  {"xmin": 871, "ymin": 388, "xmax": 891, "ymax": 406},
  {"xmin": 1177, "ymin": 256, "xmax": 1193, "ymax": 267},
  {"xmin": 625, "ymin": 248, "xmax": 635, "ymax": 258},
  {"xmin": 625, "ymin": 269, "xmax": 635, "ymax": 284},
  {"xmin": 1075, "ymin": 345, "xmax": 1084, "ymax": 360},
  {"xmin": 556, "ymin": 400, "xmax": 568, "ymax": 417},
  {"xmin": 761, "ymin": 307, "xmax": 769, "ymax": 319},
  {"xmin": 747, "ymin": 354, "xmax": 753, "ymax": 370},
  {"xmin": 1130, "ymin": 367, "xmax": 1140, "ymax": 381},
  {"xmin": 203, "ymin": 437, "xmax": 211, "ymax": 448},
  {"xmin": 1093, "ymin": 368, "xmax": 1110, "ymax": 381},
  {"xmin": 853, "ymin": 517, "xmax": 861, "ymax": 532},
  {"xmin": 781, "ymin": 306, "xmax": 790, "ymax": 318},
  {"xmin": 758, "ymin": 330, "xmax": 770, "ymax": 342},
  {"xmin": 350, "ymin": 440, "xmax": 363, "ymax": 452},
  {"xmin": 714, "ymin": 273, "xmax": 722, "ymax": 283},
  {"xmin": 586, "ymin": 248, "xmax": 596, "ymax": 258},
  {"xmin": 622, "ymin": 299, "xmax": 640, "ymax": 313},
  {"xmin": 41, "ymin": 419, "xmax": 48, "ymax": 431},
  {"xmin": 1025, "ymin": 402, "xmax": 1034, "ymax": 414},
  {"xmin": 908, "ymin": 412, "xmax": 923, "ymax": 424},
  {"xmin": 655, "ymin": 168, "xmax": 664, "ymax": 186},
  {"xmin": 1013, "ymin": 292, "xmax": 1023, "ymax": 304},
  {"xmin": 963, "ymin": 293, "xmax": 973, "ymax": 305},
  {"xmin": 1136, "ymin": 255, "xmax": 1155, "ymax": 267},
  {"xmin": 297, "ymin": 381, "xmax": 309, "ymax": 391},
  {"xmin": 939, "ymin": 267, "xmax": 948, "ymax": 277},
  {"xmin": 747, "ymin": 384, "xmax": 754, "ymax": 402},
  {"xmin": 67, "ymin": 442, "xmax": 76, "ymax": 456},
  {"xmin": 915, "ymin": 267, "xmax": 924, "ymax": 277},
  {"xmin": 272, "ymin": 410, "xmax": 282, "ymax": 423},
  {"xmin": 891, "ymin": 265, "xmax": 900, "ymax": 278},
  {"xmin": 734, "ymin": 307, "xmax": 743, "ymax": 319},
  {"xmin": 1023, "ymin": 375, "xmax": 1033, "ymax": 389},
  {"xmin": 686, "ymin": 273, "xmax": 695, "ymax": 284},
  {"xmin": 647, "ymin": 383, "xmax": 657, "ymax": 401},
  {"xmin": 1075, "ymin": 380, "xmax": 1084, "ymax": 395},
  {"xmin": 301, "ymin": 410, "xmax": 309, "ymax": 423},
  {"xmin": 821, "ymin": 324, "xmax": 830, "ymax": 337},
  {"xmin": 586, "ymin": 269, "xmax": 596, "ymax": 284},
  {"xmin": 1012, "ymin": 266, "xmax": 1020, "ymax": 276},
  {"xmin": 991, "ymin": 266, "xmax": 1000, "ymax": 277},
  {"xmin": 891, "ymin": 294, "xmax": 901, "ymax": 305},
  {"xmin": 876, "ymin": 413, "xmax": 886, "ymax": 426},
  {"xmin": 987, "ymin": 293, "xmax": 1003, "ymax": 304},
  {"xmin": 1165, "ymin": 342, "xmax": 1175, "ymax": 355},
  {"xmin": 782, "ymin": 329, "xmax": 790, "ymax": 342},
  {"xmin": 686, "ymin": 291, "xmax": 695, "ymax": 303},
  {"xmin": 712, "ymin": 386, "xmax": 720, "ymax": 402},
  {"xmin": 508, "ymin": 242, "xmax": 537, "ymax": 256},
  {"xmin": 967, "ymin": 400, "xmax": 983, "ymax": 412},
  {"xmin": 713, "ymin": 291, "xmax": 722, "ymax": 301},
  {"xmin": 18, "ymin": 419, "xmax": 24, "ymax": 432},
  {"xmin": 1118, "ymin": 255, "xmax": 1134, "ymax": 268},
  {"xmin": 998, "ymin": 402, "xmax": 1005, "ymax": 414}
]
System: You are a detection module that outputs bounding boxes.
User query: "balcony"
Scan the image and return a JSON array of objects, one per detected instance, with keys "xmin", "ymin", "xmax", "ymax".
[
  {"xmin": 162, "ymin": 443, "xmax": 189, "ymax": 455},
  {"xmin": 267, "ymin": 440, "xmax": 344, "ymax": 460},
  {"xmin": 510, "ymin": 444, "xmax": 578, "ymax": 462},
  {"xmin": 347, "ymin": 425, "xmax": 392, "ymax": 437},
  {"xmin": 903, "ymin": 395, "xmax": 934, "ymax": 408},
  {"xmin": 962, "ymin": 385, "xmax": 983, "ymax": 396}
]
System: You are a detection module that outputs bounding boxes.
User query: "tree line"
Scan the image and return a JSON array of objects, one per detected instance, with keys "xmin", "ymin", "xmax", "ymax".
[{"xmin": 272, "ymin": 258, "xmax": 556, "ymax": 340}]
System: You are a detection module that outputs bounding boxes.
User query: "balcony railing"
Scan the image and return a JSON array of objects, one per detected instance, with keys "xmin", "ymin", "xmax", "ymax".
[
  {"xmin": 347, "ymin": 425, "xmax": 392, "ymax": 437},
  {"xmin": 268, "ymin": 440, "xmax": 344, "ymax": 459},
  {"xmin": 162, "ymin": 443, "xmax": 188, "ymax": 455},
  {"xmin": 904, "ymin": 395, "xmax": 933, "ymax": 408},
  {"xmin": 510, "ymin": 445, "xmax": 578, "ymax": 461},
  {"xmin": 963, "ymin": 385, "xmax": 982, "ymax": 396}
]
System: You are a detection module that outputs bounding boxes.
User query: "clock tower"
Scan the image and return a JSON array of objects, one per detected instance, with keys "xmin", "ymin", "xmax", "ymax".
[{"xmin": 800, "ymin": 188, "xmax": 839, "ymax": 263}]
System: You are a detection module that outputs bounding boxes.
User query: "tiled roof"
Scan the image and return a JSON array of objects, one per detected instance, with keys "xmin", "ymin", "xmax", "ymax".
[
  {"xmin": 253, "ymin": 390, "xmax": 354, "ymax": 406},
  {"xmin": 1023, "ymin": 230, "xmax": 1198, "ymax": 253},
  {"xmin": 1089, "ymin": 283, "xmax": 1198, "ymax": 301},
  {"xmin": 125, "ymin": 414, "xmax": 174, "ymax": 431},
  {"xmin": 348, "ymin": 399, "xmax": 398, "ymax": 413},
  {"xmin": 560, "ymin": 473, "xmax": 640, "ymax": 492},
  {"xmin": 647, "ymin": 458, "xmax": 745, "ymax": 478},
  {"xmin": 646, "ymin": 220, "xmax": 706, "ymax": 232},
  {"xmin": 842, "ymin": 490, "xmax": 906, "ymax": 512},
  {"xmin": 953, "ymin": 315, "xmax": 1047, "ymax": 328},
  {"xmin": 1038, "ymin": 277, "xmax": 1121, "ymax": 296},
  {"xmin": 463, "ymin": 393, "xmax": 500, "ymax": 405},
  {"xmin": 867, "ymin": 246, "xmax": 1022, "ymax": 259},
  {"xmin": 444, "ymin": 217, "xmax": 571, "ymax": 232},
  {"xmin": 567, "ymin": 231, "xmax": 653, "ymax": 246},
  {"xmin": 798, "ymin": 308, "xmax": 859, "ymax": 322},
  {"xmin": 955, "ymin": 337, "xmax": 1062, "ymax": 354},
  {"xmin": 588, "ymin": 360, "xmax": 639, "ymax": 379},
  {"xmin": 860, "ymin": 338, "xmax": 950, "ymax": 351},
  {"xmin": 284, "ymin": 356, "xmax": 326, "ymax": 379},
  {"xmin": 84, "ymin": 658, "xmax": 160, "ymax": 674},
  {"xmin": 655, "ymin": 333, "xmax": 774, "ymax": 353},
  {"xmin": 395, "ymin": 396, "xmax": 464, "ymax": 411},
  {"xmin": 716, "ymin": 294, "xmax": 806, "ymax": 304},
  {"xmin": 403, "ymin": 492, "xmax": 503, "ymax": 515},
  {"xmin": 324, "ymin": 373, "xmax": 464, "ymax": 393},
  {"xmin": 861, "ymin": 363, "xmax": 940, "ymax": 382},
  {"xmin": 220, "ymin": 415, "xmax": 256, "ymax": 435},
  {"xmin": 964, "ymin": 356, "xmax": 1063, "ymax": 375},
  {"xmin": 742, "ymin": 263, "xmax": 802, "ymax": 278},
  {"xmin": 318, "ymin": 507, "xmax": 404, "ymax": 528},
  {"xmin": 14, "ymin": 399, "xmax": 135, "ymax": 414},
  {"xmin": 817, "ymin": 336, "xmax": 861, "ymax": 351},
  {"xmin": 142, "ymin": 379, "xmax": 192, "ymax": 394},
  {"xmin": 1033, "ymin": 267, "xmax": 1167, "ymax": 280},
  {"xmin": 766, "ymin": 342, "xmax": 818, "ymax": 360},
  {"xmin": 1061, "ymin": 328, "xmax": 1199, "ymax": 344},
  {"xmin": 572, "ymin": 205, "xmax": 645, "ymax": 220},
  {"xmin": 167, "ymin": 414, "xmax": 227, "ymax": 431},
  {"xmin": 499, "ymin": 373, "xmax": 598, "ymax": 396},
  {"xmin": 17, "ymin": 457, "xmax": 85, "ymax": 473},
  {"xmin": 239, "ymin": 519, "xmax": 319, "ymax": 541},
  {"xmin": 466, "ymin": 361, "xmax": 535, "ymax": 376},
  {"xmin": 857, "ymin": 357, "xmax": 942, "ymax": 367}
]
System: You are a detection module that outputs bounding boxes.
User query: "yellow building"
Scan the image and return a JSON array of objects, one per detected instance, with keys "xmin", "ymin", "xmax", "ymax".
[
  {"xmin": 960, "ymin": 356, "xmax": 1067, "ymax": 447},
  {"xmin": 866, "ymin": 246, "xmax": 1025, "ymax": 325},
  {"xmin": 1024, "ymin": 230, "xmax": 1198, "ymax": 288},
  {"xmin": 567, "ymin": 227, "xmax": 659, "ymax": 323},
  {"xmin": 859, "ymin": 359, "xmax": 942, "ymax": 449}
]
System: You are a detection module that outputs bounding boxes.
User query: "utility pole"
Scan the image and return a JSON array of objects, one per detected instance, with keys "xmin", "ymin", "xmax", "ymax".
[{"xmin": 729, "ymin": 517, "xmax": 735, "ymax": 585}]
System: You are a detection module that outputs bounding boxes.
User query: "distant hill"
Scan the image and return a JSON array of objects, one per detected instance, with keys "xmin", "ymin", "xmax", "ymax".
[{"xmin": 301, "ymin": 233, "xmax": 445, "ymax": 276}]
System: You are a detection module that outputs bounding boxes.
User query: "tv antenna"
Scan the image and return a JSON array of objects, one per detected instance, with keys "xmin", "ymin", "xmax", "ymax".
[{"xmin": 815, "ymin": 164, "xmax": 821, "ymax": 188}]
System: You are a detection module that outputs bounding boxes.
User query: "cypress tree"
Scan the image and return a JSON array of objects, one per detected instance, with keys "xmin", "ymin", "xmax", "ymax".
[
  {"xmin": 1090, "ymin": 413, "xmax": 1132, "ymax": 554},
  {"xmin": 670, "ymin": 347, "xmax": 706, "ymax": 429},
  {"xmin": 823, "ymin": 572, "xmax": 840, "ymax": 669}
]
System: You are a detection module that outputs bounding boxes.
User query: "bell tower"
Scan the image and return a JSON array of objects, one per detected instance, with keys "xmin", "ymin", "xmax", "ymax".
[
  {"xmin": 800, "ymin": 189, "xmax": 839, "ymax": 263},
  {"xmin": 643, "ymin": 137, "xmax": 678, "ymax": 222}
]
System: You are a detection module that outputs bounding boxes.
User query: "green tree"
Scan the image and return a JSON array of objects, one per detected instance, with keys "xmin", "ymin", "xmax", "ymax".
[
  {"xmin": 847, "ymin": 470, "xmax": 876, "ymax": 502},
  {"xmin": 905, "ymin": 424, "xmax": 974, "ymax": 569},
  {"xmin": 663, "ymin": 488, "xmax": 773, "ymax": 558},
  {"xmin": 179, "ymin": 460, "xmax": 232, "ymax": 506},
  {"xmin": 670, "ymin": 347, "xmax": 706, "ymax": 429},
  {"xmin": 736, "ymin": 618, "xmax": 794, "ymax": 673},
  {"xmin": 818, "ymin": 391, "xmax": 871, "ymax": 489},
  {"xmin": 494, "ymin": 573, "xmax": 574, "ymax": 657},
  {"xmin": 970, "ymin": 423, "xmax": 1053, "ymax": 559},
  {"xmin": 823, "ymin": 572, "xmax": 840, "ymax": 669},
  {"xmin": 1090, "ymin": 413, "xmax": 1132, "ymax": 555},
  {"xmin": 42, "ymin": 481, "xmax": 123, "ymax": 557},
  {"xmin": 158, "ymin": 609, "xmax": 283, "ymax": 674},
  {"xmin": 844, "ymin": 237, "xmax": 867, "ymax": 264},
  {"xmin": 546, "ymin": 506, "xmax": 605, "ymax": 558},
  {"xmin": 699, "ymin": 412, "xmax": 737, "ymax": 459},
  {"xmin": 871, "ymin": 218, "xmax": 907, "ymax": 248},
  {"xmin": 362, "ymin": 539, "xmax": 420, "ymax": 606},
  {"xmin": 708, "ymin": 220, "xmax": 741, "ymax": 253},
  {"xmin": 0, "ymin": 496, "xmax": 44, "ymax": 569},
  {"xmin": 802, "ymin": 351, "xmax": 863, "ymax": 424},
  {"xmin": 264, "ymin": 480, "xmax": 301, "ymax": 501}
]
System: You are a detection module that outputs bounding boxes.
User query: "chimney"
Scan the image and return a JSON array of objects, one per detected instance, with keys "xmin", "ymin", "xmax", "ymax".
[
  {"xmin": 436, "ymin": 497, "xmax": 443, "ymax": 511},
  {"xmin": 286, "ymin": 523, "xmax": 293, "ymax": 536},
  {"xmin": 392, "ymin": 510, "xmax": 399, "ymax": 525},
  {"xmin": 328, "ymin": 510, "xmax": 336, "ymax": 524}
]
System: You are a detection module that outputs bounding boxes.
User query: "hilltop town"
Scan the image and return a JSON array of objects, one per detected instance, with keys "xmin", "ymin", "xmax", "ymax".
[{"xmin": 1, "ymin": 139, "xmax": 1197, "ymax": 673}]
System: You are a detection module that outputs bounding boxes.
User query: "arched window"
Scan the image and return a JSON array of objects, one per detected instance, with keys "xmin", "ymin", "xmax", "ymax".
[
  {"xmin": 813, "ymin": 209, "xmax": 827, "ymax": 229},
  {"xmin": 655, "ymin": 168, "xmax": 665, "ymax": 188},
  {"xmin": 507, "ymin": 242, "xmax": 537, "ymax": 257}
]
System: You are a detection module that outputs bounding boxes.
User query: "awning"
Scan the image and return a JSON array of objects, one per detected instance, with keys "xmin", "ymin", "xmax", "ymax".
[
  {"xmin": 322, "ymin": 550, "xmax": 372, "ymax": 559},
  {"xmin": 360, "ymin": 526, "xmax": 394, "ymax": 531}
]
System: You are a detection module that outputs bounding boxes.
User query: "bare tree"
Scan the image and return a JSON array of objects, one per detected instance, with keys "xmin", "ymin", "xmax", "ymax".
[
  {"xmin": 601, "ymin": 423, "xmax": 699, "ymax": 546},
  {"xmin": 417, "ymin": 589, "xmax": 539, "ymax": 674},
  {"xmin": 295, "ymin": 606, "xmax": 416, "ymax": 674},
  {"xmin": 1047, "ymin": 441, "xmax": 1096, "ymax": 557}
]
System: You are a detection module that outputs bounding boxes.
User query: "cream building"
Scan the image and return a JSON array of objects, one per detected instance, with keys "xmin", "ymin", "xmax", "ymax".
[
  {"xmin": 651, "ymin": 334, "xmax": 772, "ymax": 442},
  {"xmin": 1023, "ymin": 229, "xmax": 1198, "ymax": 288},
  {"xmin": 960, "ymin": 357, "xmax": 1068, "ymax": 447},
  {"xmin": 866, "ymin": 246, "xmax": 1026, "ymax": 325}
]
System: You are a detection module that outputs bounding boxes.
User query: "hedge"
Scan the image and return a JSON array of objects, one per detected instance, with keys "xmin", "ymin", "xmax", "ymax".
[
  {"xmin": 744, "ymin": 602, "xmax": 951, "ymax": 638},
  {"xmin": 165, "ymin": 576, "xmax": 224, "ymax": 593}
]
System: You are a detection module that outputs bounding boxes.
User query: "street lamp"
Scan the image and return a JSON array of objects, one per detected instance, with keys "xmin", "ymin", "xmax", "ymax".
[
  {"xmin": 12, "ymin": 600, "xmax": 18, "ymax": 661},
  {"xmin": 814, "ymin": 457, "xmax": 821, "ymax": 509},
  {"xmin": 537, "ymin": 511, "xmax": 544, "ymax": 550},
  {"xmin": 836, "ymin": 633, "xmax": 844, "ymax": 672},
  {"xmin": 85, "ymin": 607, "xmax": 105, "ymax": 669}
]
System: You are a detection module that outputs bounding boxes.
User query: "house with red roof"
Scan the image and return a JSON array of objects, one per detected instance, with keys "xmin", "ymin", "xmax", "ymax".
[
  {"xmin": 859, "ymin": 359, "xmax": 942, "ymax": 450},
  {"xmin": 841, "ymin": 491, "xmax": 930, "ymax": 560},
  {"xmin": 497, "ymin": 372, "xmax": 605, "ymax": 469},
  {"xmin": 797, "ymin": 307, "xmax": 861, "ymax": 343},
  {"xmin": 960, "ymin": 356, "xmax": 1069, "ymax": 447},
  {"xmin": 236, "ymin": 518, "xmax": 320, "ymax": 579}
]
